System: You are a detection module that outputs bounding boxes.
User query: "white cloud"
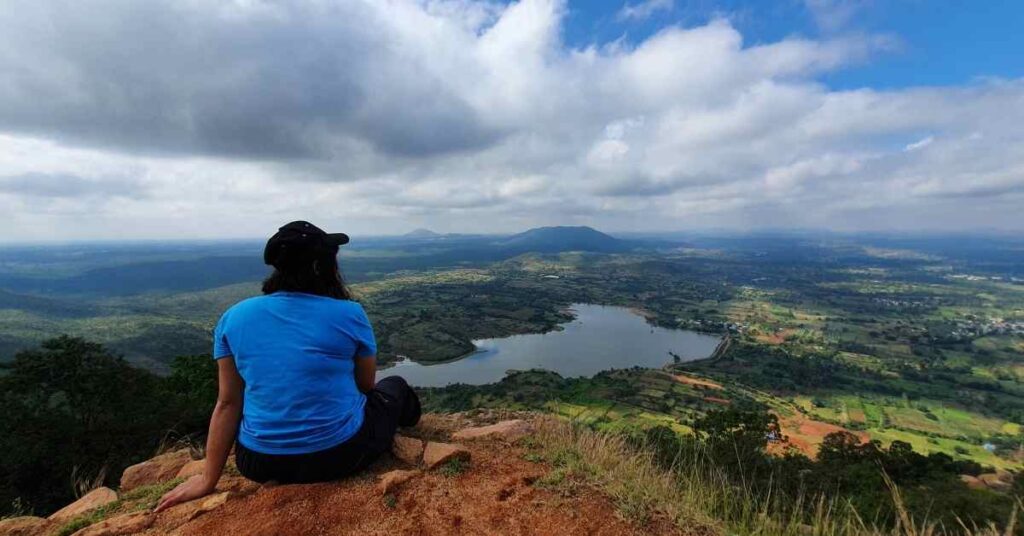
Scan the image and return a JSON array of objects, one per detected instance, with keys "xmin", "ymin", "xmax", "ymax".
[
  {"xmin": 804, "ymin": 0, "xmax": 869, "ymax": 32},
  {"xmin": 617, "ymin": 0, "xmax": 673, "ymax": 22},
  {"xmin": 903, "ymin": 136, "xmax": 934, "ymax": 152},
  {"xmin": 0, "ymin": 0, "xmax": 1021, "ymax": 240}
]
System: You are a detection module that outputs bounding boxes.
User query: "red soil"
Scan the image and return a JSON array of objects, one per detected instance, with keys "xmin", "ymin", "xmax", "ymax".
[
  {"xmin": 774, "ymin": 413, "xmax": 868, "ymax": 457},
  {"xmin": 755, "ymin": 329, "xmax": 797, "ymax": 346},
  {"xmin": 175, "ymin": 428, "xmax": 681, "ymax": 535},
  {"xmin": 671, "ymin": 374, "xmax": 723, "ymax": 390}
]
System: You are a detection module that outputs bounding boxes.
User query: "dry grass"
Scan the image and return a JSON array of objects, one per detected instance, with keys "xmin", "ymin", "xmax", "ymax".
[
  {"xmin": 156, "ymin": 431, "xmax": 205, "ymax": 459},
  {"xmin": 70, "ymin": 465, "xmax": 108, "ymax": 498},
  {"xmin": 532, "ymin": 415, "xmax": 719, "ymax": 532},
  {"xmin": 529, "ymin": 416, "xmax": 1019, "ymax": 536}
]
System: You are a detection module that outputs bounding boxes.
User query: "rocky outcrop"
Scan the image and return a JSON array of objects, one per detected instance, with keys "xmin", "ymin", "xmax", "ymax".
[
  {"xmin": 0, "ymin": 516, "xmax": 52, "ymax": 536},
  {"xmin": 119, "ymin": 449, "xmax": 192, "ymax": 492},
  {"xmin": 393, "ymin": 427, "xmax": 509, "ymax": 469},
  {"xmin": 392, "ymin": 435, "xmax": 425, "ymax": 465},
  {"xmin": 48, "ymin": 487, "xmax": 118, "ymax": 524},
  {"xmin": 156, "ymin": 491, "xmax": 233, "ymax": 528},
  {"xmin": 422, "ymin": 442, "xmax": 471, "ymax": 470},
  {"xmin": 70, "ymin": 511, "xmax": 154, "ymax": 536},
  {"xmin": 215, "ymin": 475, "xmax": 261, "ymax": 496},
  {"xmin": 175, "ymin": 459, "xmax": 206, "ymax": 479},
  {"xmin": 36, "ymin": 413, "xmax": 674, "ymax": 536},
  {"xmin": 192, "ymin": 491, "xmax": 230, "ymax": 518},
  {"xmin": 451, "ymin": 419, "xmax": 532, "ymax": 441},
  {"xmin": 378, "ymin": 469, "xmax": 421, "ymax": 494},
  {"xmin": 392, "ymin": 419, "xmax": 529, "ymax": 470}
]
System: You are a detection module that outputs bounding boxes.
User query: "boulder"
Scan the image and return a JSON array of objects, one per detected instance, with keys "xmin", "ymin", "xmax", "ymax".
[
  {"xmin": 119, "ymin": 449, "xmax": 191, "ymax": 492},
  {"xmin": 199, "ymin": 491, "xmax": 231, "ymax": 510},
  {"xmin": 70, "ymin": 511, "xmax": 154, "ymax": 536},
  {"xmin": 48, "ymin": 487, "xmax": 118, "ymax": 524},
  {"xmin": 176, "ymin": 459, "xmax": 206, "ymax": 479},
  {"xmin": 452, "ymin": 420, "xmax": 533, "ymax": 442},
  {"xmin": 393, "ymin": 435, "xmax": 424, "ymax": 465},
  {"xmin": 217, "ymin": 475, "xmax": 260, "ymax": 496},
  {"xmin": 377, "ymin": 469, "xmax": 421, "ymax": 495},
  {"xmin": 0, "ymin": 516, "xmax": 52, "ymax": 536},
  {"xmin": 161, "ymin": 491, "xmax": 233, "ymax": 527},
  {"xmin": 423, "ymin": 442, "xmax": 470, "ymax": 470},
  {"xmin": 960, "ymin": 474, "xmax": 986, "ymax": 490}
]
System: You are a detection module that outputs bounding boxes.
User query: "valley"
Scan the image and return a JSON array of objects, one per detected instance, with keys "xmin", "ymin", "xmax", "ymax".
[
  {"xmin": 2, "ymin": 227, "xmax": 1024, "ymax": 527},
  {"xmin": 2, "ymin": 228, "xmax": 1022, "ymax": 470}
]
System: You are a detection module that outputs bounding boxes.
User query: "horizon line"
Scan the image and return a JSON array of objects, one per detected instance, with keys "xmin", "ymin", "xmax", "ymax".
[{"xmin": 1, "ymin": 226, "xmax": 1022, "ymax": 248}]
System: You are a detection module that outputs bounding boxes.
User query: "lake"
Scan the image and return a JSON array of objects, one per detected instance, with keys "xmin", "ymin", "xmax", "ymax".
[{"xmin": 387, "ymin": 303, "xmax": 722, "ymax": 387}]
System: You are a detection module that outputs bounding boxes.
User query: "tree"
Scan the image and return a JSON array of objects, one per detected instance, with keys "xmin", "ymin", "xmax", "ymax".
[
  {"xmin": 165, "ymin": 354, "xmax": 218, "ymax": 431},
  {"xmin": 0, "ymin": 337, "xmax": 206, "ymax": 516},
  {"xmin": 692, "ymin": 408, "xmax": 778, "ymax": 470}
]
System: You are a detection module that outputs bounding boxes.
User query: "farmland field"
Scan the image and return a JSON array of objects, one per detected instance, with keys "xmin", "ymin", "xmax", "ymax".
[{"xmin": 2, "ymin": 232, "xmax": 1023, "ymax": 470}]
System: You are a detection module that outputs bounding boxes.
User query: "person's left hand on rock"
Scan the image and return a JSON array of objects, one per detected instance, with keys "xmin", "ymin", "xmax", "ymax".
[{"xmin": 154, "ymin": 474, "xmax": 215, "ymax": 513}]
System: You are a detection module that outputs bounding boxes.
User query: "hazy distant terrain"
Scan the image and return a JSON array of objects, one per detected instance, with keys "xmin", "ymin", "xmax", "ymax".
[
  {"xmin": 3, "ymin": 227, "xmax": 1024, "ymax": 527},
  {"xmin": 1, "ymin": 228, "xmax": 1021, "ymax": 369},
  {"xmin": 2, "ymin": 228, "xmax": 1023, "ymax": 464}
]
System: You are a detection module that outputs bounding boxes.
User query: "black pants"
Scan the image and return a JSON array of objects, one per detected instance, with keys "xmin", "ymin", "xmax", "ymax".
[{"xmin": 235, "ymin": 375, "xmax": 421, "ymax": 484}]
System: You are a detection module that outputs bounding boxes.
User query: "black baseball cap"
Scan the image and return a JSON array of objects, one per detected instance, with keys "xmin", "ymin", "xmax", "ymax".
[{"xmin": 263, "ymin": 221, "xmax": 349, "ymax": 267}]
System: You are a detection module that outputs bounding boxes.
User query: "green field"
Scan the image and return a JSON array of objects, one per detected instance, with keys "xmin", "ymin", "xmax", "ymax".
[{"xmin": 2, "ymin": 237, "xmax": 1023, "ymax": 471}]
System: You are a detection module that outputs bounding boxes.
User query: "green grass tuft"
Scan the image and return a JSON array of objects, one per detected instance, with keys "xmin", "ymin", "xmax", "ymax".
[
  {"xmin": 437, "ymin": 457, "xmax": 469, "ymax": 477},
  {"xmin": 54, "ymin": 479, "xmax": 184, "ymax": 536}
]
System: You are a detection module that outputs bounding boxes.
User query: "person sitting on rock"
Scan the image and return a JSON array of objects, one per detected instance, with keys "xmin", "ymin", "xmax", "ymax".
[{"xmin": 155, "ymin": 221, "xmax": 421, "ymax": 512}]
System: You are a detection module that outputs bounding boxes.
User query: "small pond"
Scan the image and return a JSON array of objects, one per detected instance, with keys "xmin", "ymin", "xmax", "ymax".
[{"xmin": 387, "ymin": 303, "xmax": 722, "ymax": 387}]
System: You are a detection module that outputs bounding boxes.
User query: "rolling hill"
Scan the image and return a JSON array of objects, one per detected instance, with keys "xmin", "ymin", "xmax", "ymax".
[
  {"xmin": 402, "ymin": 228, "xmax": 443, "ymax": 239},
  {"xmin": 496, "ymin": 226, "xmax": 630, "ymax": 254}
]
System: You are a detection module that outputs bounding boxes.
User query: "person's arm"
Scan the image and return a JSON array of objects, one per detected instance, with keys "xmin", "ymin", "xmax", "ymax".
[
  {"xmin": 154, "ymin": 357, "xmax": 243, "ymax": 512},
  {"xmin": 354, "ymin": 355, "xmax": 376, "ymax": 393},
  {"xmin": 351, "ymin": 303, "xmax": 377, "ymax": 393}
]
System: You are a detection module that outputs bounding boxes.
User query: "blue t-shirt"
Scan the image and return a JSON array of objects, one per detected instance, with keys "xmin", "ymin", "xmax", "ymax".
[{"xmin": 212, "ymin": 292, "xmax": 377, "ymax": 455}]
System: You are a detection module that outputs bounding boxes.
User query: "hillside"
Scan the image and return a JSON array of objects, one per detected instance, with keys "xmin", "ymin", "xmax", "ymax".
[
  {"xmin": 497, "ymin": 226, "xmax": 629, "ymax": 253},
  {"xmin": 402, "ymin": 228, "xmax": 442, "ymax": 239},
  {"xmin": 1, "ymin": 413, "xmax": 690, "ymax": 536}
]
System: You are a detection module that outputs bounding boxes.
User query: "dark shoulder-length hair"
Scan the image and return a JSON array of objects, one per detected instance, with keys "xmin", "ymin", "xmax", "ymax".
[{"xmin": 261, "ymin": 246, "xmax": 352, "ymax": 300}]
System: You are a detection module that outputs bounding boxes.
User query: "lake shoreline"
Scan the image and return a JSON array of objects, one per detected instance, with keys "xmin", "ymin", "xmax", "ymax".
[{"xmin": 387, "ymin": 303, "xmax": 722, "ymax": 387}]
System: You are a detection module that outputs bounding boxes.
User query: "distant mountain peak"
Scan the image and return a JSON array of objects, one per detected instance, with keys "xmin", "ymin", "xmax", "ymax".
[
  {"xmin": 498, "ymin": 225, "xmax": 627, "ymax": 253},
  {"xmin": 403, "ymin": 228, "xmax": 441, "ymax": 238},
  {"xmin": 510, "ymin": 225, "xmax": 614, "ymax": 239},
  {"xmin": 528, "ymin": 225, "xmax": 603, "ymax": 233}
]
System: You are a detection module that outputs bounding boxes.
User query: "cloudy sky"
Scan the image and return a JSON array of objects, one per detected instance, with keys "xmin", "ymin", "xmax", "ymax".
[{"xmin": 1, "ymin": 0, "xmax": 1022, "ymax": 241}]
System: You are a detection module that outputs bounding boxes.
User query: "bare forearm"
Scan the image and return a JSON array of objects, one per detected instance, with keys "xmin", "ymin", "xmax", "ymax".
[
  {"xmin": 155, "ymin": 357, "xmax": 243, "ymax": 513},
  {"xmin": 201, "ymin": 402, "xmax": 241, "ymax": 489},
  {"xmin": 355, "ymin": 356, "xmax": 377, "ymax": 393},
  {"xmin": 357, "ymin": 377, "xmax": 375, "ymax": 393}
]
